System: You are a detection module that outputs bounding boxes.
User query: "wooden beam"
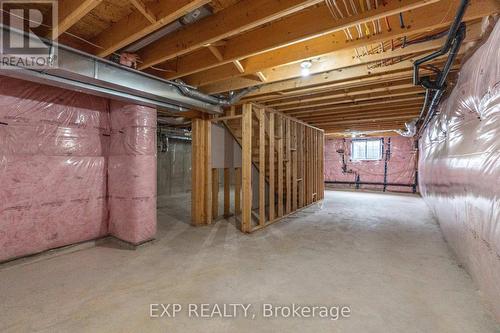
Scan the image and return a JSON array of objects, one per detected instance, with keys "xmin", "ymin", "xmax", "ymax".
[
  {"xmin": 266, "ymin": 82, "xmax": 418, "ymax": 107},
  {"xmin": 138, "ymin": 0, "xmax": 323, "ymax": 69},
  {"xmin": 318, "ymin": 115, "xmax": 419, "ymax": 126},
  {"xmin": 258, "ymin": 108, "xmax": 266, "ymax": 226},
  {"xmin": 93, "ymin": 0, "xmax": 209, "ymax": 57},
  {"xmin": 287, "ymin": 96, "xmax": 424, "ymax": 115},
  {"xmin": 235, "ymin": 0, "xmax": 496, "ymax": 80},
  {"xmin": 55, "ymin": 0, "xmax": 102, "ymax": 38},
  {"xmin": 275, "ymin": 88, "xmax": 423, "ymax": 112},
  {"xmin": 154, "ymin": 0, "xmax": 441, "ymax": 77},
  {"xmin": 241, "ymin": 104, "xmax": 253, "ymax": 232},
  {"xmin": 129, "ymin": 0, "xmax": 156, "ymax": 24},
  {"xmin": 298, "ymin": 105, "xmax": 423, "ymax": 121},
  {"xmin": 207, "ymin": 45, "xmax": 224, "ymax": 62},
  {"xmin": 309, "ymin": 110, "xmax": 421, "ymax": 125},
  {"xmin": 190, "ymin": 22, "xmax": 483, "ymax": 91},
  {"xmin": 211, "ymin": 114, "xmax": 242, "ymax": 122},
  {"xmin": 233, "ymin": 60, "xmax": 245, "ymax": 74},
  {"xmin": 243, "ymin": 56, "xmax": 461, "ymax": 100},
  {"xmin": 256, "ymin": 72, "xmax": 267, "ymax": 82}
]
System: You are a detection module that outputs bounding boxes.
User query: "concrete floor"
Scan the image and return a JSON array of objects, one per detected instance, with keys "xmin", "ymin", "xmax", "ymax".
[{"xmin": 0, "ymin": 190, "xmax": 498, "ymax": 332}]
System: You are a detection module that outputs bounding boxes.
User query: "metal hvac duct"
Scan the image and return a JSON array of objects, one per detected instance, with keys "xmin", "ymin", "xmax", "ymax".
[{"xmin": 0, "ymin": 25, "xmax": 224, "ymax": 114}]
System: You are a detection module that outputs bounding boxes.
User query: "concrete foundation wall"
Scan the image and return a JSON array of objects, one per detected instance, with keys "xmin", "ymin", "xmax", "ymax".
[
  {"xmin": 324, "ymin": 136, "xmax": 418, "ymax": 192},
  {"xmin": 157, "ymin": 136, "xmax": 192, "ymax": 198}
]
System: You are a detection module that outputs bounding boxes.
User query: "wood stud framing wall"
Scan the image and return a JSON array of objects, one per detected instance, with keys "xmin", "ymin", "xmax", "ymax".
[{"xmin": 193, "ymin": 103, "xmax": 324, "ymax": 233}]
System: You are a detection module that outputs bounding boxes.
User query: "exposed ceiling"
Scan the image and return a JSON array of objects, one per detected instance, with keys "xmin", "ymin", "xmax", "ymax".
[{"xmin": 46, "ymin": 0, "xmax": 500, "ymax": 134}]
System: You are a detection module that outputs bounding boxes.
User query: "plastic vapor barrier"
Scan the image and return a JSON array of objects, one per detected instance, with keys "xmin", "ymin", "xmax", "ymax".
[
  {"xmin": 324, "ymin": 136, "xmax": 418, "ymax": 192},
  {"xmin": 419, "ymin": 20, "xmax": 500, "ymax": 321},
  {"xmin": 157, "ymin": 136, "xmax": 192, "ymax": 198},
  {"xmin": 0, "ymin": 77, "xmax": 158, "ymax": 262},
  {"xmin": 0, "ymin": 77, "xmax": 110, "ymax": 262},
  {"xmin": 108, "ymin": 101, "xmax": 157, "ymax": 245}
]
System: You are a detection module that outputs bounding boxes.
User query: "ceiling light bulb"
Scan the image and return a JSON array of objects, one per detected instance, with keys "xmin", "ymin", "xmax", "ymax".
[{"xmin": 300, "ymin": 60, "xmax": 312, "ymax": 77}]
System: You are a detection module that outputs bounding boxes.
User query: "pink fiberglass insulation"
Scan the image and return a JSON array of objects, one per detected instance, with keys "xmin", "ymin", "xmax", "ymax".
[
  {"xmin": 324, "ymin": 136, "xmax": 418, "ymax": 192},
  {"xmin": 419, "ymin": 20, "xmax": 500, "ymax": 321},
  {"xmin": 0, "ymin": 76, "xmax": 110, "ymax": 262},
  {"xmin": 108, "ymin": 101, "xmax": 157, "ymax": 245}
]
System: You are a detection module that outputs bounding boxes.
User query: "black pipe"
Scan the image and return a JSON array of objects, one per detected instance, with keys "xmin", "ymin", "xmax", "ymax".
[
  {"xmin": 419, "ymin": 23, "xmax": 466, "ymax": 133},
  {"xmin": 325, "ymin": 181, "xmax": 415, "ymax": 187},
  {"xmin": 413, "ymin": 171, "xmax": 419, "ymax": 194},
  {"xmin": 383, "ymin": 138, "xmax": 391, "ymax": 192},
  {"xmin": 413, "ymin": 0, "xmax": 469, "ymax": 86},
  {"xmin": 403, "ymin": 29, "xmax": 449, "ymax": 48}
]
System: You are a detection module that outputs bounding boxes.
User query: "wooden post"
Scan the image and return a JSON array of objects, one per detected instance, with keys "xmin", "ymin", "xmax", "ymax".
[
  {"xmin": 285, "ymin": 118, "xmax": 291, "ymax": 214},
  {"xmin": 298, "ymin": 124, "xmax": 305, "ymax": 208},
  {"xmin": 277, "ymin": 115, "xmax": 284, "ymax": 217},
  {"xmin": 241, "ymin": 104, "xmax": 253, "ymax": 233},
  {"xmin": 268, "ymin": 113, "xmax": 275, "ymax": 222},
  {"xmin": 212, "ymin": 168, "xmax": 219, "ymax": 218},
  {"xmin": 306, "ymin": 126, "xmax": 312, "ymax": 205},
  {"xmin": 258, "ymin": 108, "xmax": 266, "ymax": 226},
  {"xmin": 205, "ymin": 120, "xmax": 212, "ymax": 223},
  {"xmin": 292, "ymin": 122, "xmax": 298, "ymax": 211},
  {"xmin": 235, "ymin": 167, "xmax": 241, "ymax": 215},
  {"xmin": 224, "ymin": 168, "xmax": 231, "ymax": 217},
  {"xmin": 191, "ymin": 118, "xmax": 212, "ymax": 225}
]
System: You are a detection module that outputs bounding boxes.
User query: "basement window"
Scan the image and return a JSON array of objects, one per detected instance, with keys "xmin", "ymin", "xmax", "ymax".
[{"xmin": 351, "ymin": 139, "xmax": 383, "ymax": 161}]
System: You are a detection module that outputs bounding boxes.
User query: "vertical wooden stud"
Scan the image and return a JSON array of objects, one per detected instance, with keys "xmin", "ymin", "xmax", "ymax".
[
  {"xmin": 212, "ymin": 168, "xmax": 219, "ymax": 218},
  {"xmin": 241, "ymin": 104, "xmax": 253, "ymax": 233},
  {"xmin": 292, "ymin": 122, "xmax": 298, "ymax": 211},
  {"xmin": 191, "ymin": 118, "xmax": 212, "ymax": 225},
  {"xmin": 205, "ymin": 120, "xmax": 212, "ymax": 223},
  {"xmin": 268, "ymin": 113, "xmax": 275, "ymax": 222},
  {"xmin": 285, "ymin": 119, "xmax": 291, "ymax": 214},
  {"xmin": 277, "ymin": 115, "xmax": 284, "ymax": 217},
  {"xmin": 258, "ymin": 108, "xmax": 266, "ymax": 226},
  {"xmin": 224, "ymin": 168, "xmax": 231, "ymax": 217},
  {"xmin": 298, "ymin": 124, "xmax": 305, "ymax": 208},
  {"xmin": 235, "ymin": 167, "xmax": 241, "ymax": 215}
]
